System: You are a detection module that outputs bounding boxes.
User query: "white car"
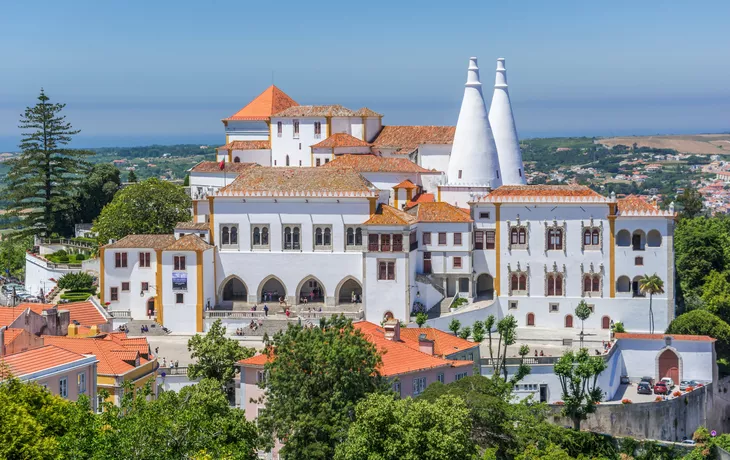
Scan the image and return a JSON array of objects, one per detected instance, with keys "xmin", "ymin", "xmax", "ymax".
[{"xmin": 661, "ymin": 377, "xmax": 675, "ymax": 389}]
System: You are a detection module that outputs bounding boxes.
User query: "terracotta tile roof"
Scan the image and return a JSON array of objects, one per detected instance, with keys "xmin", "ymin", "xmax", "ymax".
[
  {"xmin": 404, "ymin": 193, "xmax": 436, "ymax": 210},
  {"xmin": 175, "ymin": 221, "xmax": 210, "ymax": 231},
  {"xmin": 111, "ymin": 350, "xmax": 139, "ymax": 362},
  {"xmin": 617, "ymin": 195, "xmax": 666, "ymax": 215},
  {"xmin": 43, "ymin": 335, "xmax": 152, "ymax": 376},
  {"xmin": 321, "ymin": 154, "xmax": 430, "ymax": 173},
  {"xmin": 394, "ymin": 179, "xmax": 418, "ymax": 189},
  {"xmin": 399, "ymin": 328, "xmax": 478, "ymax": 356},
  {"xmin": 103, "ymin": 234, "xmax": 176, "ymax": 251},
  {"xmin": 354, "ymin": 322, "xmax": 472, "ymax": 376},
  {"xmin": 239, "ymin": 353, "xmax": 269, "ymax": 366},
  {"xmin": 372, "ymin": 126, "xmax": 456, "ymax": 154},
  {"xmin": 354, "ymin": 107, "xmax": 383, "ymax": 117},
  {"xmin": 164, "ymin": 234, "xmax": 213, "ymax": 252},
  {"xmin": 3, "ymin": 328, "xmax": 24, "ymax": 345},
  {"xmin": 218, "ymin": 167, "xmax": 377, "ymax": 198},
  {"xmin": 224, "ymin": 85, "xmax": 298, "ymax": 121},
  {"xmin": 1, "ymin": 345, "xmax": 92, "ymax": 379},
  {"xmin": 39, "ymin": 301, "xmax": 107, "ymax": 327},
  {"xmin": 274, "ymin": 105, "xmax": 356, "ymax": 117},
  {"xmin": 406, "ymin": 202, "xmax": 472, "ymax": 223},
  {"xmin": 365, "ymin": 204, "xmax": 417, "ymax": 226},
  {"xmin": 488, "ymin": 185, "xmax": 603, "ymax": 198},
  {"xmin": 190, "ymin": 161, "xmax": 258, "ymax": 174},
  {"xmin": 218, "ymin": 140, "xmax": 271, "ymax": 150},
  {"xmin": 0, "ymin": 309, "xmax": 21, "ymax": 327},
  {"xmin": 311, "ymin": 133, "xmax": 371, "ymax": 149},
  {"xmin": 614, "ymin": 333, "xmax": 716, "ymax": 342}
]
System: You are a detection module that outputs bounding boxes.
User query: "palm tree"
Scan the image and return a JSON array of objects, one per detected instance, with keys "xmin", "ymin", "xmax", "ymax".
[{"xmin": 639, "ymin": 274, "xmax": 665, "ymax": 334}]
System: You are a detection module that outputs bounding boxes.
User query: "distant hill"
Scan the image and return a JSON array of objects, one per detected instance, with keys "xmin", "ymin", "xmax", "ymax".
[{"xmin": 599, "ymin": 134, "xmax": 730, "ymax": 155}]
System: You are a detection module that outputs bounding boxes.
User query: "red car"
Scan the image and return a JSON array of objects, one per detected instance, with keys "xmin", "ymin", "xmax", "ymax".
[{"xmin": 654, "ymin": 382, "xmax": 669, "ymax": 395}]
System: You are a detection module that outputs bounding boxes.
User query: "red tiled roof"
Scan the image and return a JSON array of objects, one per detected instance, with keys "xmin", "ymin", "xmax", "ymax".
[
  {"xmin": 614, "ymin": 333, "xmax": 716, "ymax": 342},
  {"xmin": 354, "ymin": 107, "xmax": 383, "ymax": 117},
  {"xmin": 274, "ymin": 105, "xmax": 356, "ymax": 117},
  {"xmin": 321, "ymin": 154, "xmax": 429, "ymax": 173},
  {"xmin": 43, "ymin": 335, "xmax": 153, "ymax": 376},
  {"xmin": 224, "ymin": 85, "xmax": 298, "ymax": 121},
  {"xmin": 394, "ymin": 179, "xmax": 418, "ymax": 189},
  {"xmin": 111, "ymin": 350, "xmax": 139, "ymax": 362},
  {"xmin": 311, "ymin": 133, "xmax": 371, "ymax": 149},
  {"xmin": 0, "ymin": 305, "xmax": 50, "ymax": 327},
  {"xmin": 372, "ymin": 126, "xmax": 456, "ymax": 154},
  {"xmin": 239, "ymin": 353, "xmax": 269, "ymax": 366},
  {"xmin": 406, "ymin": 202, "xmax": 472, "ymax": 223},
  {"xmin": 364, "ymin": 204, "xmax": 417, "ymax": 226},
  {"xmin": 404, "ymin": 193, "xmax": 436, "ymax": 209},
  {"xmin": 175, "ymin": 221, "xmax": 210, "ymax": 231},
  {"xmin": 218, "ymin": 167, "xmax": 376, "ymax": 197},
  {"xmin": 3, "ymin": 328, "xmax": 24, "ymax": 346},
  {"xmin": 399, "ymin": 328, "xmax": 478, "ymax": 356},
  {"xmin": 164, "ymin": 234, "xmax": 213, "ymax": 252},
  {"xmin": 617, "ymin": 195, "xmax": 660, "ymax": 213},
  {"xmin": 52, "ymin": 301, "xmax": 107, "ymax": 327},
  {"xmin": 103, "ymin": 234, "xmax": 176, "ymax": 251},
  {"xmin": 190, "ymin": 161, "xmax": 257, "ymax": 174},
  {"xmin": 488, "ymin": 185, "xmax": 604, "ymax": 198},
  {"xmin": 218, "ymin": 140, "xmax": 271, "ymax": 150},
  {"xmin": 1, "ymin": 345, "xmax": 91, "ymax": 378}
]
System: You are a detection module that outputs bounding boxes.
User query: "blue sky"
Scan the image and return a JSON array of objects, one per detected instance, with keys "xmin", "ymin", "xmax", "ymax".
[{"xmin": 1, "ymin": 0, "xmax": 729, "ymax": 150}]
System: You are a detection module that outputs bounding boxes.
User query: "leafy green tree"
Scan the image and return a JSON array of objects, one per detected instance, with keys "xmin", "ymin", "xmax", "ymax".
[
  {"xmin": 127, "ymin": 169, "xmax": 138, "ymax": 183},
  {"xmin": 459, "ymin": 326, "xmax": 472, "ymax": 340},
  {"xmin": 0, "ymin": 235, "xmax": 33, "ymax": 278},
  {"xmin": 700, "ymin": 270, "xmax": 730, "ymax": 323},
  {"xmin": 93, "ymin": 177, "xmax": 191, "ymax": 243},
  {"xmin": 677, "ymin": 187, "xmax": 704, "ymax": 219},
  {"xmin": 639, "ymin": 273, "xmax": 665, "ymax": 334},
  {"xmin": 57, "ymin": 272, "xmax": 95, "ymax": 291},
  {"xmin": 472, "ymin": 320, "xmax": 485, "ymax": 343},
  {"xmin": 674, "ymin": 216, "xmax": 730, "ymax": 301},
  {"xmin": 553, "ymin": 348, "xmax": 607, "ymax": 431},
  {"xmin": 449, "ymin": 318, "xmax": 461, "ymax": 336},
  {"xmin": 516, "ymin": 443, "xmax": 572, "ymax": 460},
  {"xmin": 667, "ymin": 310, "xmax": 730, "ymax": 360},
  {"xmin": 4, "ymin": 90, "xmax": 93, "ymax": 237},
  {"xmin": 187, "ymin": 319, "xmax": 254, "ymax": 388},
  {"xmin": 72, "ymin": 163, "xmax": 121, "ymax": 225},
  {"xmin": 415, "ymin": 311, "xmax": 428, "ymax": 327},
  {"xmin": 575, "ymin": 300, "xmax": 592, "ymax": 335},
  {"xmin": 335, "ymin": 393, "xmax": 478, "ymax": 460},
  {"xmin": 257, "ymin": 315, "xmax": 389, "ymax": 460},
  {"xmin": 486, "ymin": 315, "xmax": 529, "ymax": 383}
]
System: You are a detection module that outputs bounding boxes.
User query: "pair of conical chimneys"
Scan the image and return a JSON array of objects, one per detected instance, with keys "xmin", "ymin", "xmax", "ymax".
[{"xmin": 446, "ymin": 57, "xmax": 525, "ymax": 187}]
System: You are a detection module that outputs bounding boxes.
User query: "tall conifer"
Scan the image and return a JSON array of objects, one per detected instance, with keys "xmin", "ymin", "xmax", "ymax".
[{"xmin": 5, "ymin": 90, "xmax": 93, "ymax": 236}]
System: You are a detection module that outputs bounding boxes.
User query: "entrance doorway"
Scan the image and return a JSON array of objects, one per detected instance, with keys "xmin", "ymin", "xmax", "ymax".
[
  {"xmin": 298, "ymin": 277, "xmax": 325, "ymax": 304},
  {"xmin": 658, "ymin": 349, "xmax": 680, "ymax": 383},
  {"xmin": 147, "ymin": 298, "xmax": 155, "ymax": 318},
  {"xmin": 222, "ymin": 278, "xmax": 247, "ymax": 302},
  {"xmin": 260, "ymin": 277, "xmax": 286, "ymax": 303},
  {"xmin": 476, "ymin": 274, "xmax": 494, "ymax": 300},
  {"xmin": 337, "ymin": 278, "xmax": 362, "ymax": 305}
]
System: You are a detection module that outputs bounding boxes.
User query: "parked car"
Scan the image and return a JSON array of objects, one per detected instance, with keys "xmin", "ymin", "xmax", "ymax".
[
  {"xmin": 2, "ymin": 283, "xmax": 23, "ymax": 294},
  {"xmin": 654, "ymin": 382, "xmax": 669, "ymax": 395},
  {"xmin": 640, "ymin": 376, "xmax": 655, "ymax": 387},
  {"xmin": 661, "ymin": 377, "xmax": 675, "ymax": 389},
  {"xmin": 679, "ymin": 380, "xmax": 698, "ymax": 391},
  {"xmin": 637, "ymin": 382, "xmax": 653, "ymax": 394},
  {"xmin": 681, "ymin": 439, "xmax": 696, "ymax": 446}
]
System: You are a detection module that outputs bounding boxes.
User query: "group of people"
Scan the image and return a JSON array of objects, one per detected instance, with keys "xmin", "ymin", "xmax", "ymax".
[
  {"xmin": 161, "ymin": 358, "xmax": 179, "ymax": 368},
  {"xmin": 249, "ymin": 304, "xmax": 270, "ymax": 316},
  {"xmin": 236, "ymin": 319, "xmax": 265, "ymax": 336},
  {"xmin": 533, "ymin": 350, "xmax": 547, "ymax": 357},
  {"xmin": 117, "ymin": 324, "xmax": 129, "ymax": 333}
]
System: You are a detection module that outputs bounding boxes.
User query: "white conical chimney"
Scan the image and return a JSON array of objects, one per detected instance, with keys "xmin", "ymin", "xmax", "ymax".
[
  {"xmin": 446, "ymin": 57, "xmax": 502, "ymax": 188},
  {"xmin": 489, "ymin": 58, "xmax": 526, "ymax": 185}
]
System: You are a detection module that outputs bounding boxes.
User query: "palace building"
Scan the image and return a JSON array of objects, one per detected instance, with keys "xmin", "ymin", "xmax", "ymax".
[{"xmin": 100, "ymin": 57, "xmax": 676, "ymax": 335}]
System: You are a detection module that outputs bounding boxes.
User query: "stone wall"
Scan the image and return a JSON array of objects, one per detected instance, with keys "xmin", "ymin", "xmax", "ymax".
[{"xmin": 550, "ymin": 382, "xmax": 730, "ymax": 441}]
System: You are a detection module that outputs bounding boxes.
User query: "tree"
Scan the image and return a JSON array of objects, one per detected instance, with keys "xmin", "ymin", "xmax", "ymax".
[
  {"xmin": 449, "ymin": 318, "xmax": 461, "ymax": 336},
  {"xmin": 93, "ymin": 177, "xmax": 191, "ymax": 244},
  {"xmin": 485, "ymin": 315, "xmax": 529, "ymax": 383},
  {"xmin": 127, "ymin": 169, "xmax": 138, "ymax": 183},
  {"xmin": 56, "ymin": 272, "xmax": 95, "ymax": 291},
  {"xmin": 639, "ymin": 274, "xmax": 665, "ymax": 334},
  {"xmin": 675, "ymin": 217, "xmax": 730, "ymax": 300},
  {"xmin": 187, "ymin": 319, "xmax": 254, "ymax": 389},
  {"xmin": 72, "ymin": 163, "xmax": 121, "ymax": 225},
  {"xmin": 0, "ymin": 235, "xmax": 33, "ymax": 278},
  {"xmin": 4, "ymin": 90, "xmax": 93, "ymax": 236},
  {"xmin": 667, "ymin": 310, "xmax": 730, "ymax": 360},
  {"xmin": 335, "ymin": 393, "xmax": 478, "ymax": 460},
  {"xmin": 415, "ymin": 311, "xmax": 428, "ymax": 327},
  {"xmin": 575, "ymin": 300, "xmax": 592, "ymax": 346},
  {"xmin": 677, "ymin": 187, "xmax": 704, "ymax": 219},
  {"xmin": 257, "ymin": 315, "xmax": 389, "ymax": 459},
  {"xmin": 553, "ymin": 348, "xmax": 607, "ymax": 431},
  {"xmin": 459, "ymin": 326, "xmax": 472, "ymax": 340},
  {"xmin": 699, "ymin": 270, "xmax": 730, "ymax": 323},
  {"xmin": 472, "ymin": 320, "xmax": 485, "ymax": 343}
]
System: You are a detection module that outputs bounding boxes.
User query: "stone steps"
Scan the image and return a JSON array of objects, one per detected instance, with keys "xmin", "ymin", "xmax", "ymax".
[{"xmin": 123, "ymin": 319, "xmax": 170, "ymax": 336}]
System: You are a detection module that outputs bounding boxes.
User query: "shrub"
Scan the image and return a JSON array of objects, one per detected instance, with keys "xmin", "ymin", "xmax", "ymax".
[
  {"xmin": 655, "ymin": 396, "xmax": 663, "ymax": 402},
  {"xmin": 75, "ymin": 253, "xmax": 86, "ymax": 261},
  {"xmin": 692, "ymin": 426, "xmax": 710, "ymax": 443},
  {"xmin": 621, "ymin": 398, "xmax": 632, "ymax": 404},
  {"xmin": 57, "ymin": 255, "xmax": 69, "ymax": 263},
  {"xmin": 51, "ymin": 249, "xmax": 67, "ymax": 257},
  {"xmin": 57, "ymin": 272, "xmax": 95, "ymax": 291},
  {"xmin": 614, "ymin": 322, "xmax": 626, "ymax": 333},
  {"xmin": 673, "ymin": 391, "xmax": 682, "ymax": 397},
  {"xmin": 686, "ymin": 386, "xmax": 695, "ymax": 392}
]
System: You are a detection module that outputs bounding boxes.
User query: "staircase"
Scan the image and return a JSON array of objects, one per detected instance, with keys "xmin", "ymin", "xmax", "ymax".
[
  {"xmin": 124, "ymin": 319, "xmax": 170, "ymax": 336},
  {"xmin": 427, "ymin": 296, "xmax": 454, "ymax": 319}
]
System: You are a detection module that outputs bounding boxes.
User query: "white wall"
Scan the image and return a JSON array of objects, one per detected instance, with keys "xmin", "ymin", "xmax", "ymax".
[
  {"xmin": 24, "ymin": 253, "xmax": 82, "ymax": 297},
  {"xmin": 161, "ymin": 250, "xmax": 198, "ymax": 332},
  {"xmin": 103, "ymin": 249, "xmax": 159, "ymax": 319},
  {"xmin": 364, "ymin": 251, "xmax": 408, "ymax": 322},
  {"xmin": 230, "ymin": 149, "xmax": 271, "ymax": 166},
  {"xmin": 364, "ymin": 117, "xmax": 382, "ymax": 143},
  {"xmin": 619, "ymin": 338, "xmax": 715, "ymax": 383},
  {"xmin": 418, "ymin": 144, "xmax": 451, "ymax": 173},
  {"xmin": 271, "ymin": 117, "xmax": 326, "ymax": 167},
  {"xmin": 225, "ymin": 121, "xmax": 269, "ymax": 141}
]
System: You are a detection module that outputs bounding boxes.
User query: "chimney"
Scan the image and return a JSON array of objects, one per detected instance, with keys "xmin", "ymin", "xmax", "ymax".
[
  {"xmin": 489, "ymin": 57, "xmax": 526, "ymax": 186},
  {"xmin": 383, "ymin": 320, "xmax": 400, "ymax": 342},
  {"xmin": 418, "ymin": 333, "xmax": 434, "ymax": 356},
  {"xmin": 0, "ymin": 326, "xmax": 5, "ymax": 357}
]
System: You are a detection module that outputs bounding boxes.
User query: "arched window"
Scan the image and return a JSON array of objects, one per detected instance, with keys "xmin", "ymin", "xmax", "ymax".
[
  {"xmin": 548, "ymin": 228, "xmax": 563, "ymax": 250},
  {"xmin": 253, "ymin": 227, "xmax": 261, "ymax": 245},
  {"xmin": 616, "ymin": 230, "xmax": 631, "ymax": 247},
  {"xmin": 315, "ymin": 228, "xmax": 323, "ymax": 246},
  {"xmin": 583, "ymin": 229, "xmax": 592, "ymax": 246},
  {"xmin": 602, "ymin": 316, "xmax": 611, "ymax": 329},
  {"xmin": 261, "ymin": 227, "xmax": 269, "ymax": 245},
  {"xmin": 510, "ymin": 228, "xmax": 519, "ymax": 245},
  {"xmin": 583, "ymin": 275, "xmax": 592, "ymax": 293},
  {"xmin": 234, "ymin": 157, "xmax": 241, "ymax": 163},
  {"xmin": 230, "ymin": 226, "xmax": 238, "ymax": 244},
  {"xmin": 617, "ymin": 276, "xmax": 631, "ymax": 293},
  {"xmin": 592, "ymin": 229, "xmax": 600, "ymax": 245},
  {"xmin": 647, "ymin": 230, "xmax": 662, "ymax": 247},
  {"xmin": 293, "ymin": 227, "xmax": 300, "ymax": 249},
  {"xmin": 284, "ymin": 227, "xmax": 292, "ymax": 249},
  {"xmin": 355, "ymin": 228, "xmax": 363, "ymax": 246},
  {"xmin": 592, "ymin": 276, "xmax": 600, "ymax": 292},
  {"xmin": 510, "ymin": 227, "xmax": 527, "ymax": 247},
  {"xmin": 347, "ymin": 228, "xmax": 354, "ymax": 246},
  {"xmin": 547, "ymin": 273, "xmax": 563, "ymax": 296},
  {"xmin": 324, "ymin": 228, "xmax": 331, "ymax": 245},
  {"xmin": 221, "ymin": 226, "xmax": 230, "ymax": 245},
  {"xmin": 583, "ymin": 274, "xmax": 601, "ymax": 295},
  {"xmin": 519, "ymin": 274, "xmax": 527, "ymax": 291},
  {"xmin": 277, "ymin": 121, "xmax": 282, "ymax": 136},
  {"xmin": 511, "ymin": 274, "xmax": 519, "ymax": 291},
  {"xmin": 527, "ymin": 313, "xmax": 535, "ymax": 326},
  {"xmin": 519, "ymin": 228, "xmax": 526, "ymax": 244},
  {"xmin": 565, "ymin": 315, "xmax": 574, "ymax": 328},
  {"xmin": 285, "ymin": 155, "xmax": 290, "ymax": 166}
]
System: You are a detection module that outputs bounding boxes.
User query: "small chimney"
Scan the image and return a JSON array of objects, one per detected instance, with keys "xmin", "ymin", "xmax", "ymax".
[
  {"xmin": 0, "ymin": 326, "xmax": 5, "ymax": 357},
  {"xmin": 383, "ymin": 320, "xmax": 400, "ymax": 342},
  {"xmin": 418, "ymin": 333, "xmax": 434, "ymax": 356}
]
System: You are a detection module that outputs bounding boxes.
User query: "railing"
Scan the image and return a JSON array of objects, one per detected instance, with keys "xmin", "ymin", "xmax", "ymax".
[
  {"xmin": 108, "ymin": 310, "xmax": 132, "ymax": 318},
  {"xmin": 482, "ymin": 356, "xmax": 561, "ymax": 366},
  {"xmin": 189, "ymin": 186, "xmax": 220, "ymax": 200},
  {"xmin": 159, "ymin": 366, "xmax": 188, "ymax": 376},
  {"xmin": 37, "ymin": 238, "xmax": 95, "ymax": 249},
  {"xmin": 298, "ymin": 311, "xmax": 363, "ymax": 320},
  {"xmin": 204, "ymin": 311, "xmax": 267, "ymax": 319}
]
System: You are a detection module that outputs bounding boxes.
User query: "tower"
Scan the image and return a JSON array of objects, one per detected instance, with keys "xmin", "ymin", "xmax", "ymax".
[
  {"xmin": 446, "ymin": 57, "xmax": 502, "ymax": 189},
  {"xmin": 489, "ymin": 58, "xmax": 526, "ymax": 185}
]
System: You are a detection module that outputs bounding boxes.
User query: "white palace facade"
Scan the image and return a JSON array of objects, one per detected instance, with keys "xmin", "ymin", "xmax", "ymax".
[{"xmin": 99, "ymin": 57, "xmax": 676, "ymax": 335}]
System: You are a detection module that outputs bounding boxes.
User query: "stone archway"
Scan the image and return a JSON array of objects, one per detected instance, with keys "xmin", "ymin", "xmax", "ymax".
[
  {"xmin": 296, "ymin": 275, "xmax": 327, "ymax": 305},
  {"xmin": 221, "ymin": 276, "xmax": 248, "ymax": 302},
  {"xmin": 657, "ymin": 347, "xmax": 681, "ymax": 383},
  {"xmin": 476, "ymin": 274, "xmax": 494, "ymax": 300},
  {"xmin": 335, "ymin": 276, "xmax": 363, "ymax": 306},
  {"xmin": 258, "ymin": 276, "xmax": 287, "ymax": 303}
]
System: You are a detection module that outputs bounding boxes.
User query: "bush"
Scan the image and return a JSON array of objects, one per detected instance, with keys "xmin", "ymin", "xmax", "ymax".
[
  {"xmin": 621, "ymin": 399, "xmax": 632, "ymax": 404},
  {"xmin": 692, "ymin": 426, "xmax": 710, "ymax": 443},
  {"xmin": 51, "ymin": 250, "xmax": 67, "ymax": 257},
  {"xmin": 60, "ymin": 292, "xmax": 92, "ymax": 301},
  {"xmin": 655, "ymin": 396, "xmax": 663, "ymax": 402},
  {"xmin": 673, "ymin": 391, "xmax": 682, "ymax": 397},
  {"xmin": 57, "ymin": 272, "xmax": 95, "ymax": 291},
  {"xmin": 57, "ymin": 255, "xmax": 69, "ymax": 263},
  {"xmin": 75, "ymin": 254, "xmax": 86, "ymax": 261},
  {"xmin": 614, "ymin": 322, "xmax": 626, "ymax": 333}
]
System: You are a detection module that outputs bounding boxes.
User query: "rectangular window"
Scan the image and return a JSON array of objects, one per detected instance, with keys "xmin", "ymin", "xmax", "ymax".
[
  {"xmin": 485, "ymin": 230, "xmax": 496, "ymax": 249},
  {"xmin": 174, "ymin": 256, "xmax": 186, "ymax": 271},
  {"xmin": 548, "ymin": 229, "xmax": 563, "ymax": 250},
  {"xmin": 474, "ymin": 231, "xmax": 484, "ymax": 250},
  {"xmin": 423, "ymin": 232, "xmax": 431, "ymax": 245},
  {"xmin": 453, "ymin": 257, "xmax": 462, "ymax": 269},
  {"xmin": 110, "ymin": 287, "xmax": 119, "ymax": 301},
  {"xmin": 453, "ymin": 233, "xmax": 462, "ymax": 245},
  {"xmin": 378, "ymin": 261, "xmax": 396, "ymax": 280},
  {"xmin": 508, "ymin": 300, "xmax": 518, "ymax": 310},
  {"xmin": 277, "ymin": 121, "xmax": 282, "ymax": 137},
  {"xmin": 423, "ymin": 252, "xmax": 432, "ymax": 274},
  {"xmin": 550, "ymin": 303, "xmax": 559, "ymax": 312},
  {"xmin": 392, "ymin": 234, "xmax": 403, "ymax": 252},
  {"xmin": 221, "ymin": 224, "xmax": 239, "ymax": 249},
  {"xmin": 368, "ymin": 234, "xmax": 379, "ymax": 251},
  {"xmin": 176, "ymin": 293, "xmax": 184, "ymax": 304},
  {"xmin": 251, "ymin": 225, "xmax": 270, "ymax": 249},
  {"xmin": 141, "ymin": 282, "xmax": 149, "ymax": 292},
  {"xmin": 438, "ymin": 232, "xmax": 447, "ymax": 245},
  {"xmin": 78, "ymin": 372, "xmax": 86, "ymax": 394},
  {"xmin": 115, "ymin": 252, "xmax": 128, "ymax": 268},
  {"xmin": 293, "ymin": 120, "xmax": 300, "ymax": 138},
  {"xmin": 393, "ymin": 381, "xmax": 401, "ymax": 396},
  {"xmin": 380, "ymin": 234, "xmax": 391, "ymax": 252},
  {"xmin": 316, "ymin": 158, "xmax": 321, "ymax": 166},
  {"xmin": 314, "ymin": 121, "xmax": 322, "ymax": 138},
  {"xmin": 283, "ymin": 225, "xmax": 301, "ymax": 250},
  {"xmin": 635, "ymin": 256, "xmax": 644, "ymax": 266},
  {"xmin": 59, "ymin": 377, "xmax": 68, "ymax": 398},
  {"xmin": 139, "ymin": 252, "xmax": 151, "ymax": 268},
  {"xmin": 256, "ymin": 370, "xmax": 267, "ymax": 383},
  {"xmin": 455, "ymin": 372, "xmax": 468, "ymax": 381},
  {"xmin": 437, "ymin": 373, "xmax": 445, "ymax": 384},
  {"xmin": 412, "ymin": 376, "xmax": 426, "ymax": 396},
  {"xmin": 121, "ymin": 282, "xmax": 130, "ymax": 292},
  {"xmin": 479, "ymin": 212, "xmax": 490, "ymax": 219}
]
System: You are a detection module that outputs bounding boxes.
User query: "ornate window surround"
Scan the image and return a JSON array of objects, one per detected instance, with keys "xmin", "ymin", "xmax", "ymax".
[
  {"xmin": 580, "ymin": 217, "xmax": 604, "ymax": 252},
  {"xmin": 507, "ymin": 262, "xmax": 530, "ymax": 296},
  {"xmin": 506, "ymin": 215, "xmax": 529, "ymax": 251},
  {"xmin": 580, "ymin": 262, "xmax": 604, "ymax": 298},
  {"xmin": 544, "ymin": 219, "xmax": 567, "ymax": 254},
  {"xmin": 544, "ymin": 262, "xmax": 567, "ymax": 297}
]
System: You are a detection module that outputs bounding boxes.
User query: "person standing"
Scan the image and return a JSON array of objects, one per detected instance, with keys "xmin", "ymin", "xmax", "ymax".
[{"xmin": 264, "ymin": 304, "xmax": 269, "ymax": 316}]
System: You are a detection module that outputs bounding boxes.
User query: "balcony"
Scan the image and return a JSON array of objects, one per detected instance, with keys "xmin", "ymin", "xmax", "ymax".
[{"xmin": 187, "ymin": 186, "xmax": 220, "ymax": 200}]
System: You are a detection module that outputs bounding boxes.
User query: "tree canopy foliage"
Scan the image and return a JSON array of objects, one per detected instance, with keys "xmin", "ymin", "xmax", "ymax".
[
  {"xmin": 57, "ymin": 272, "xmax": 95, "ymax": 291},
  {"xmin": 72, "ymin": 163, "xmax": 121, "ymax": 225},
  {"xmin": 554, "ymin": 348, "xmax": 607, "ymax": 431},
  {"xmin": 666, "ymin": 310, "xmax": 730, "ymax": 360},
  {"xmin": 187, "ymin": 319, "xmax": 254, "ymax": 388}
]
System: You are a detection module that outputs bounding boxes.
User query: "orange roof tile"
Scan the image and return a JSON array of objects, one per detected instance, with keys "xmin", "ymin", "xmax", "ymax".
[
  {"xmin": 0, "ymin": 306, "xmax": 41, "ymax": 327},
  {"xmin": 51, "ymin": 301, "xmax": 107, "ymax": 327},
  {"xmin": 487, "ymin": 185, "xmax": 604, "ymax": 198},
  {"xmin": 164, "ymin": 234, "xmax": 213, "ymax": 252},
  {"xmin": 43, "ymin": 335, "xmax": 152, "ymax": 376},
  {"xmin": 175, "ymin": 221, "xmax": 210, "ymax": 231},
  {"xmin": 218, "ymin": 167, "xmax": 376, "ymax": 197},
  {"xmin": 224, "ymin": 85, "xmax": 298, "ymax": 121},
  {"xmin": 218, "ymin": 140, "xmax": 271, "ymax": 150},
  {"xmin": 364, "ymin": 204, "xmax": 417, "ymax": 226},
  {"xmin": 321, "ymin": 154, "xmax": 430, "ymax": 173},
  {"xmin": 614, "ymin": 333, "xmax": 716, "ymax": 342},
  {"xmin": 274, "ymin": 105, "xmax": 356, "ymax": 117},
  {"xmin": 404, "ymin": 193, "xmax": 436, "ymax": 210},
  {"xmin": 311, "ymin": 133, "xmax": 371, "ymax": 149},
  {"xmin": 394, "ymin": 179, "xmax": 418, "ymax": 189},
  {"xmin": 190, "ymin": 161, "xmax": 257, "ymax": 174},
  {"xmin": 398, "ymin": 328, "xmax": 478, "ymax": 356},
  {"xmin": 3, "ymin": 328, "xmax": 25, "ymax": 345},
  {"xmin": 372, "ymin": 126, "xmax": 455, "ymax": 154},
  {"xmin": 354, "ymin": 107, "xmax": 383, "ymax": 117},
  {"xmin": 1, "ymin": 345, "xmax": 92, "ymax": 378},
  {"xmin": 111, "ymin": 350, "xmax": 139, "ymax": 362},
  {"xmin": 406, "ymin": 202, "xmax": 472, "ymax": 223},
  {"xmin": 617, "ymin": 195, "xmax": 660, "ymax": 213},
  {"xmin": 103, "ymin": 234, "xmax": 176, "ymax": 251},
  {"xmin": 239, "ymin": 353, "xmax": 269, "ymax": 366}
]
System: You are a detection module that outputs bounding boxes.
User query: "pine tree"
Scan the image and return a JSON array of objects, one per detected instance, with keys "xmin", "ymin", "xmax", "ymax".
[
  {"xmin": 127, "ymin": 169, "xmax": 137, "ymax": 183},
  {"xmin": 5, "ymin": 90, "xmax": 93, "ymax": 236}
]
